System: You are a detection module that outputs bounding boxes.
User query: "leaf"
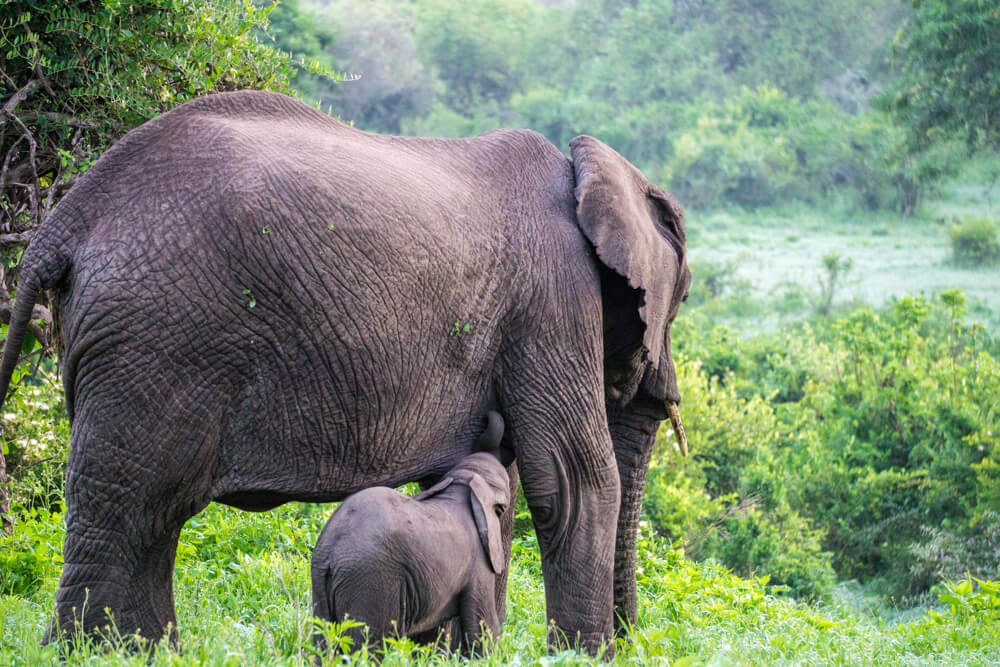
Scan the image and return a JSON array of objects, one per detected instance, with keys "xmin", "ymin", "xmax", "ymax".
[{"xmin": 674, "ymin": 656, "xmax": 704, "ymax": 667}]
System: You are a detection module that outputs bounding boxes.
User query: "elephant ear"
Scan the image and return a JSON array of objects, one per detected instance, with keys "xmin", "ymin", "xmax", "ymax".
[
  {"xmin": 413, "ymin": 476, "xmax": 454, "ymax": 501},
  {"xmin": 468, "ymin": 473, "xmax": 506, "ymax": 574},
  {"xmin": 570, "ymin": 135, "xmax": 686, "ymax": 371}
]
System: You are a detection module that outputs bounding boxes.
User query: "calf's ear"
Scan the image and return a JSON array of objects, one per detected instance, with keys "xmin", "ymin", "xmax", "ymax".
[
  {"xmin": 413, "ymin": 476, "xmax": 454, "ymax": 501},
  {"xmin": 468, "ymin": 474, "xmax": 505, "ymax": 574}
]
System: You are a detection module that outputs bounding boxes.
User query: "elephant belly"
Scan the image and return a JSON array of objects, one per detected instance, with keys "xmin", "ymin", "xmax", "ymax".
[{"xmin": 206, "ymin": 335, "xmax": 497, "ymax": 506}]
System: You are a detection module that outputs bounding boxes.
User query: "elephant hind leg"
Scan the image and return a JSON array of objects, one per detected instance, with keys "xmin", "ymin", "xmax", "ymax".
[
  {"xmin": 45, "ymin": 417, "xmax": 213, "ymax": 649},
  {"xmin": 45, "ymin": 507, "xmax": 189, "ymax": 649},
  {"xmin": 319, "ymin": 578, "xmax": 405, "ymax": 655}
]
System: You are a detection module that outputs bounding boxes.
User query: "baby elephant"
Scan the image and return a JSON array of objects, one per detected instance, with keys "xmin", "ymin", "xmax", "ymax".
[{"xmin": 311, "ymin": 411, "xmax": 511, "ymax": 655}]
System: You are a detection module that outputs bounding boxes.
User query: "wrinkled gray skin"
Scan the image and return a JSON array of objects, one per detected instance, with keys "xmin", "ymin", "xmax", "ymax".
[
  {"xmin": 312, "ymin": 449, "xmax": 510, "ymax": 655},
  {"xmin": 0, "ymin": 91, "xmax": 690, "ymax": 657}
]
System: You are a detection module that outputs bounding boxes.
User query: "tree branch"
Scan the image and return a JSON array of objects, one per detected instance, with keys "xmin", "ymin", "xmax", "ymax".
[
  {"xmin": 0, "ymin": 231, "xmax": 34, "ymax": 245},
  {"xmin": 19, "ymin": 112, "xmax": 97, "ymax": 130},
  {"xmin": 1, "ymin": 79, "xmax": 40, "ymax": 118}
]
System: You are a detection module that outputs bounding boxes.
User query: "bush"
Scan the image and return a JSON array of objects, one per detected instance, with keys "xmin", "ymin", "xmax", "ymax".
[
  {"xmin": 1, "ymin": 370, "xmax": 69, "ymax": 515},
  {"xmin": 654, "ymin": 292, "xmax": 1000, "ymax": 602},
  {"xmin": 908, "ymin": 511, "xmax": 1000, "ymax": 590},
  {"xmin": 0, "ymin": 0, "xmax": 302, "ymax": 234},
  {"xmin": 948, "ymin": 216, "xmax": 1000, "ymax": 266},
  {"xmin": 0, "ymin": 506, "xmax": 63, "ymax": 596},
  {"xmin": 643, "ymin": 356, "xmax": 839, "ymax": 600}
]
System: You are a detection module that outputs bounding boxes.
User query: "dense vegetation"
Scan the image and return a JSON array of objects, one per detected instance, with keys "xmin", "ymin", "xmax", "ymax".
[
  {"xmin": 650, "ymin": 288, "xmax": 1000, "ymax": 601},
  {"xmin": 285, "ymin": 0, "xmax": 996, "ymax": 216},
  {"xmin": 2, "ymin": 0, "xmax": 999, "ymax": 663}
]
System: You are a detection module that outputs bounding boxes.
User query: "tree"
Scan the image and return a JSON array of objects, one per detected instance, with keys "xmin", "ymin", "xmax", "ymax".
[
  {"xmin": 319, "ymin": 0, "xmax": 437, "ymax": 132},
  {"xmin": 0, "ymin": 0, "xmax": 315, "ymax": 533},
  {"xmin": 885, "ymin": 0, "xmax": 1000, "ymax": 150},
  {"xmin": 258, "ymin": 0, "xmax": 340, "ymax": 108},
  {"xmin": 413, "ymin": 0, "xmax": 548, "ymax": 116}
]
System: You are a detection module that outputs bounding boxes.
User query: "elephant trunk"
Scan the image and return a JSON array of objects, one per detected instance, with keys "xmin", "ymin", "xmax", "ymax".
[{"xmin": 607, "ymin": 401, "xmax": 660, "ymax": 635}]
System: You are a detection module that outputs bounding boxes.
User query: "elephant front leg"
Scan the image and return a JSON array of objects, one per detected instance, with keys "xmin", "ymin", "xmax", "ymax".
[
  {"xmin": 456, "ymin": 581, "xmax": 502, "ymax": 658},
  {"xmin": 502, "ymin": 389, "xmax": 620, "ymax": 657}
]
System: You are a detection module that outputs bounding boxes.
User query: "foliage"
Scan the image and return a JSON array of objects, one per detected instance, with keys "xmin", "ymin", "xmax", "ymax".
[
  {"xmin": 934, "ymin": 578, "xmax": 1000, "ymax": 624},
  {"xmin": 0, "ymin": 366, "xmax": 66, "ymax": 532},
  {"xmin": 659, "ymin": 85, "xmax": 951, "ymax": 213},
  {"xmin": 412, "ymin": 0, "xmax": 548, "ymax": 117},
  {"xmin": 0, "ymin": 505, "xmax": 62, "ymax": 596},
  {"xmin": 258, "ymin": 0, "xmax": 339, "ymax": 108},
  {"xmin": 2, "ymin": 504, "xmax": 999, "ymax": 663},
  {"xmin": 884, "ymin": 0, "xmax": 1000, "ymax": 151},
  {"xmin": 0, "ymin": 0, "xmax": 299, "ymax": 234},
  {"xmin": 908, "ymin": 511, "xmax": 1000, "ymax": 588},
  {"xmin": 660, "ymin": 291, "xmax": 999, "ymax": 601},
  {"xmin": 643, "ymin": 357, "xmax": 838, "ymax": 601},
  {"xmin": 948, "ymin": 215, "xmax": 1000, "ymax": 266},
  {"xmin": 310, "ymin": 0, "xmax": 942, "ymax": 213},
  {"xmin": 813, "ymin": 251, "xmax": 854, "ymax": 315},
  {"xmin": 314, "ymin": 1, "xmax": 437, "ymax": 132}
]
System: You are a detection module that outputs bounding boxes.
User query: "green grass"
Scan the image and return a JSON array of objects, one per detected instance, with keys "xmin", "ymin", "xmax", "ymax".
[{"xmin": 2, "ymin": 505, "xmax": 998, "ymax": 665}]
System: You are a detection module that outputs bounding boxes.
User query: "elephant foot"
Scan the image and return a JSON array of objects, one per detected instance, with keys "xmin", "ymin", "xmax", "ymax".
[{"xmin": 44, "ymin": 525, "xmax": 183, "ymax": 652}]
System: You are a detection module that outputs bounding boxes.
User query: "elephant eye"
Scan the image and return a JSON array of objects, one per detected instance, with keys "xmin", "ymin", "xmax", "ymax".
[
  {"xmin": 495, "ymin": 504, "xmax": 506, "ymax": 517},
  {"xmin": 682, "ymin": 291, "xmax": 689, "ymax": 303}
]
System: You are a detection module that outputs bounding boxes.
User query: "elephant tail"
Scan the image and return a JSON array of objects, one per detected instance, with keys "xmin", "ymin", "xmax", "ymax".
[
  {"xmin": 0, "ymin": 211, "xmax": 74, "ymax": 408},
  {"xmin": 475, "ymin": 410, "xmax": 505, "ymax": 452}
]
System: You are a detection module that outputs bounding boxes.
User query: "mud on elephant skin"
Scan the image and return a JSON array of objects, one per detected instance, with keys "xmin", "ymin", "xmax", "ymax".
[
  {"xmin": 312, "ymin": 411, "xmax": 511, "ymax": 656},
  {"xmin": 0, "ymin": 90, "xmax": 690, "ymax": 657}
]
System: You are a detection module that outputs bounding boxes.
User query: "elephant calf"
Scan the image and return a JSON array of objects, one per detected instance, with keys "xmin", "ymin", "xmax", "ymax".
[{"xmin": 311, "ymin": 411, "xmax": 511, "ymax": 655}]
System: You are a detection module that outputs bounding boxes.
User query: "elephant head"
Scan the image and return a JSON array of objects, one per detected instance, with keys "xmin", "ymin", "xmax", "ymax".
[
  {"xmin": 417, "ymin": 452, "xmax": 511, "ymax": 574},
  {"xmin": 570, "ymin": 136, "xmax": 691, "ymax": 632}
]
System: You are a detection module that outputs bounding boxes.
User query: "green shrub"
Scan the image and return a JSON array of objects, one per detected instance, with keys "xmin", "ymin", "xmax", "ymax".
[
  {"xmin": 934, "ymin": 578, "xmax": 1000, "ymax": 624},
  {"xmin": 643, "ymin": 356, "xmax": 839, "ymax": 600},
  {"xmin": 659, "ymin": 292, "xmax": 1000, "ymax": 602},
  {"xmin": 948, "ymin": 216, "xmax": 1000, "ymax": 266},
  {"xmin": 0, "ymin": 506, "xmax": 63, "ymax": 596},
  {"xmin": 908, "ymin": 512, "xmax": 1000, "ymax": 590},
  {"xmin": 1, "ymin": 369, "xmax": 69, "ymax": 514}
]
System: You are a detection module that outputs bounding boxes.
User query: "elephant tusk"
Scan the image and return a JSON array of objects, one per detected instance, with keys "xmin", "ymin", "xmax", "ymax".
[{"xmin": 666, "ymin": 401, "xmax": 688, "ymax": 456}]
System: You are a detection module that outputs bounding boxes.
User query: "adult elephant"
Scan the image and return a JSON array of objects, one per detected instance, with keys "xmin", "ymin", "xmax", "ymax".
[{"xmin": 0, "ymin": 91, "xmax": 690, "ymax": 656}]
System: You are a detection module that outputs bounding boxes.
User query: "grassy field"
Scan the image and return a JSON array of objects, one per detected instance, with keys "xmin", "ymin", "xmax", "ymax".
[
  {"xmin": 689, "ymin": 157, "xmax": 1000, "ymax": 329},
  {"xmin": 3, "ymin": 499, "xmax": 999, "ymax": 665}
]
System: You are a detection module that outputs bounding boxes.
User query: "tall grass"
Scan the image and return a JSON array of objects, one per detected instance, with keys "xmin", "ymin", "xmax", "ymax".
[{"xmin": 2, "ymin": 504, "xmax": 998, "ymax": 665}]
